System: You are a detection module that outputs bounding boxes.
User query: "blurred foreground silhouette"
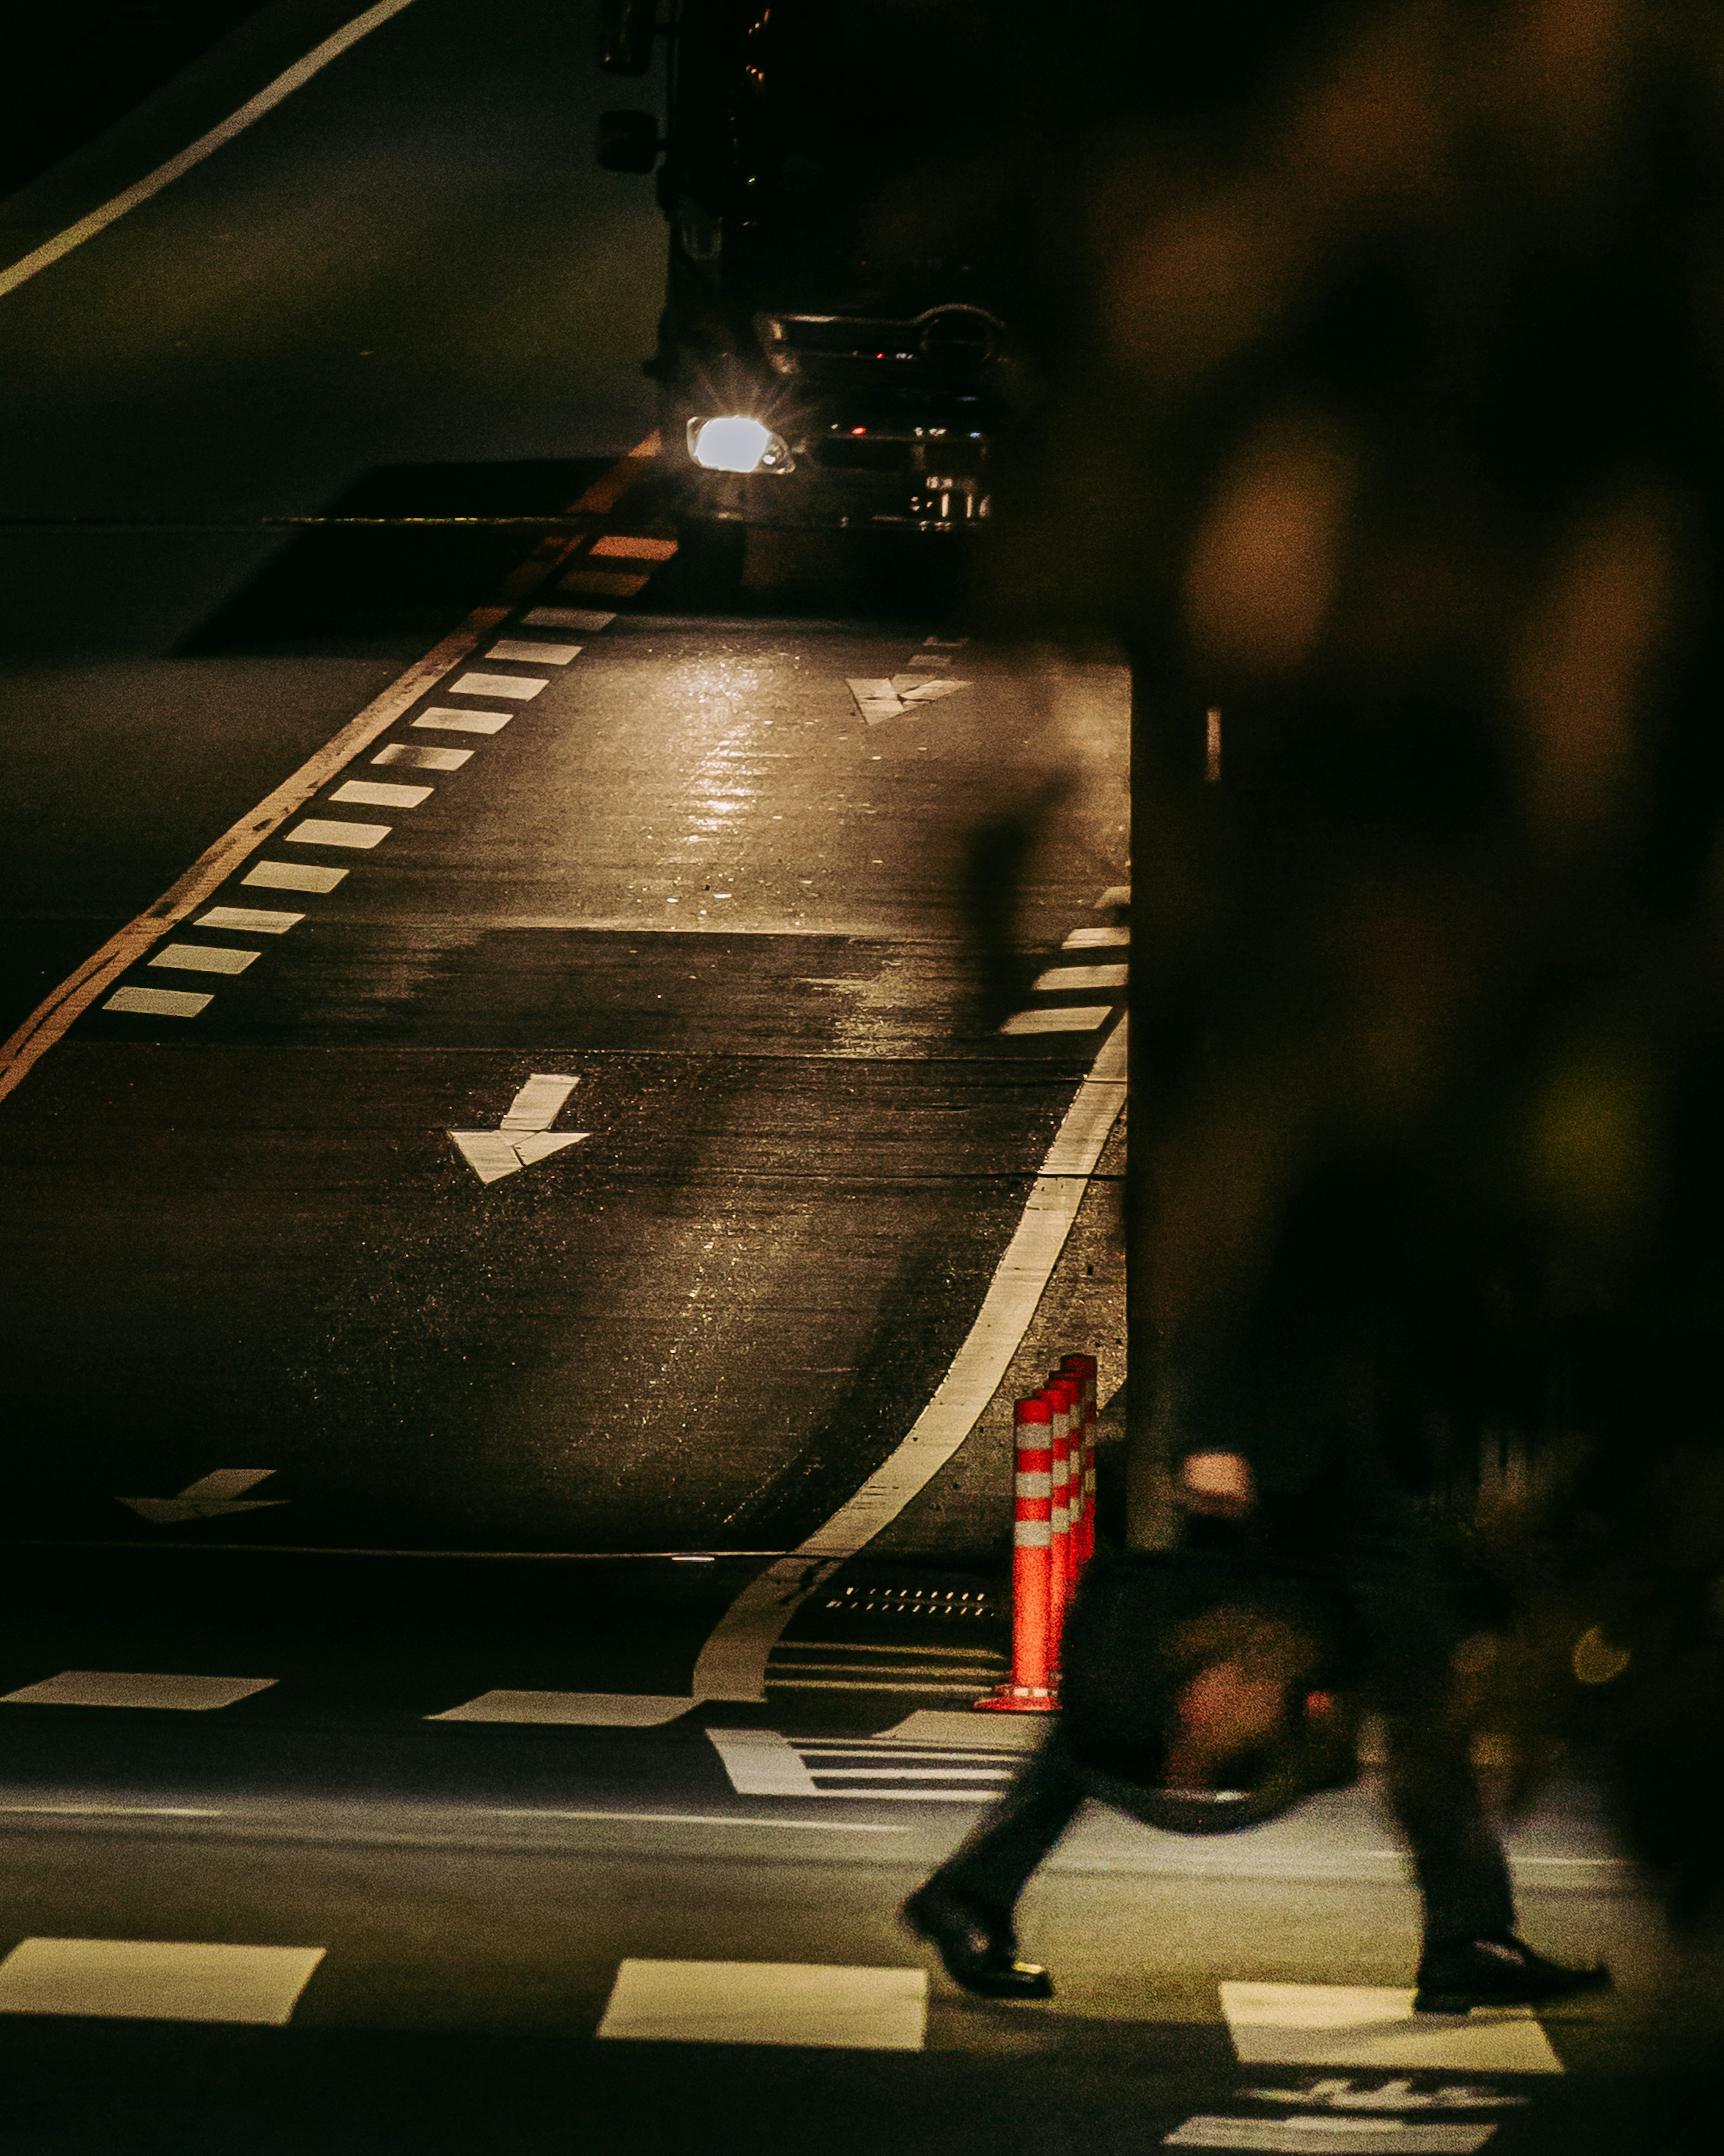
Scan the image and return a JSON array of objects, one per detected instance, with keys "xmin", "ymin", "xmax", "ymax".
[{"xmin": 920, "ymin": 0, "xmax": 1724, "ymax": 1937}]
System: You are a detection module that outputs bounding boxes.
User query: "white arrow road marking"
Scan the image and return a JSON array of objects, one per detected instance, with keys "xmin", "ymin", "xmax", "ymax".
[
  {"xmin": 119, "ymin": 1469, "xmax": 286, "ymax": 1526},
  {"xmin": 846, "ymin": 678, "xmax": 972, "ymax": 724},
  {"xmin": 450, "ymin": 1073, "xmax": 588, "ymax": 1184}
]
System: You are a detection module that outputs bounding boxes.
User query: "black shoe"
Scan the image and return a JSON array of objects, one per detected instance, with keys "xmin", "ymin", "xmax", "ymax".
[
  {"xmin": 901, "ymin": 1882, "xmax": 1054, "ymax": 2000},
  {"xmin": 1414, "ymin": 1933, "xmax": 1611, "ymax": 2014}
]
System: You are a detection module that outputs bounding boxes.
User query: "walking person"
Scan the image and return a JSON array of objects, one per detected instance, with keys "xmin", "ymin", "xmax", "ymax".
[{"xmin": 903, "ymin": 1432, "xmax": 1611, "ymax": 2012}]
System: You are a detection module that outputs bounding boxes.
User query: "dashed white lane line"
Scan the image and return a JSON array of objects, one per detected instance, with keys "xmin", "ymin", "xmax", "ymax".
[
  {"xmin": 1000, "ymin": 1005, "xmax": 1113, "ymax": 1033},
  {"xmin": 147, "ymin": 943, "xmax": 260, "ymax": 976},
  {"xmin": 243, "ymin": 861, "xmax": 347, "ymax": 893},
  {"xmin": 1032, "ymin": 962, "xmax": 1128, "ymax": 992},
  {"xmin": 0, "ymin": 1939, "xmax": 325, "ymax": 2025},
  {"xmin": 1218, "ymin": 1985, "xmax": 1562, "ymax": 2075},
  {"xmin": 0, "ymin": 1672, "xmax": 275, "ymax": 1711},
  {"xmin": 598, "ymin": 1959, "xmax": 926, "ymax": 2050},
  {"xmin": 707, "ymin": 1728, "xmax": 1016, "ymax": 1802},
  {"xmin": 1064, "ymin": 925, "xmax": 1130, "ymax": 949},
  {"xmin": 429, "ymin": 1690, "xmax": 693, "ymax": 1726},
  {"xmin": 372, "ymin": 743, "xmax": 471, "ymax": 770},
  {"xmin": 286, "ymin": 819, "xmax": 391, "ymax": 849},
  {"xmin": 590, "ymin": 535, "xmax": 678, "ymax": 561},
  {"xmin": 448, "ymin": 672, "xmax": 547, "ymax": 700},
  {"xmin": 487, "ymin": 638, "xmax": 581, "ymax": 665},
  {"xmin": 413, "ymin": 707, "xmax": 513, "ymax": 734},
  {"xmin": 102, "ymin": 987, "xmax": 211, "ymax": 1018},
  {"xmin": 330, "ymin": 779, "xmax": 432, "ymax": 809},
  {"xmin": 193, "ymin": 907, "xmax": 303, "ymax": 935},
  {"xmin": 1165, "ymin": 2122, "xmax": 1496, "ymax": 2153},
  {"xmin": 523, "ymin": 606, "xmax": 615, "ymax": 630},
  {"xmin": 1096, "ymin": 884, "xmax": 1131, "ymax": 908}
]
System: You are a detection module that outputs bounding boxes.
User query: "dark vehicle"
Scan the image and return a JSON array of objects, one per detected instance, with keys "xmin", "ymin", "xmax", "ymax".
[{"xmin": 597, "ymin": 0, "xmax": 1042, "ymax": 573}]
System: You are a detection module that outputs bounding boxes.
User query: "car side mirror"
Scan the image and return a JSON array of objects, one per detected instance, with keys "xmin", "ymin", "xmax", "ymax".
[
  {"xmin": 596, "ymin": 110, "xmax": 661, "ymax": 173},
  {"xmin": 596, "ymin": 0, "xmax": 656, "ymax": 76}
]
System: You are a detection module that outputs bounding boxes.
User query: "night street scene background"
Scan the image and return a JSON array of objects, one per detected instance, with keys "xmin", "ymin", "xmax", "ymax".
[{"xmin": 0, "ymin": 3, "xmax": 1721, "ymax": 2150}]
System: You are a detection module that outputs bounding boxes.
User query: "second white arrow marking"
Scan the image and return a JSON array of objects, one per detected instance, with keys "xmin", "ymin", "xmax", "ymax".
[{"xmin": 450, "ymin": 1074, "xmax": 589, "ymax": 1185}]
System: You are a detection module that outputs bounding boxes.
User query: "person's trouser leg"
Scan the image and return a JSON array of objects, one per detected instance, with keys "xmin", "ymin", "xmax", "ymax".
[
  {"xmin": 1381, "ymin": 1708, "xmax": 1516, "ymax": 1946},
  {"xmin": 928, "ymin": 1727, "xmax": 1088, "ymax": 1922}
]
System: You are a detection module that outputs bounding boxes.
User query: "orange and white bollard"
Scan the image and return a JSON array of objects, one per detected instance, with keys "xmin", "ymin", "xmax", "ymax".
[
  {"xmin": 1044, "ymin": 1376, "xmax": 1080, "ymax": 1656},
  {"xmin": 1060, "ymin": 1354, "xmax": 1099, "ymax": 1568},
  {"xmin": 974, "ymin": 1396, "xmax": 1057, "ymax": 1711}
]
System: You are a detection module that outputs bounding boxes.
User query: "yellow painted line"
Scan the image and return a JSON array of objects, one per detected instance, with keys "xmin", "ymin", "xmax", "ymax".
[
  {"xmin": 0, "ymin": 2, "xmax": 424, "ymax": 303},
  {"xmin": 0, "ymin": 439, "xmax": 660, "ymax": 1107}
]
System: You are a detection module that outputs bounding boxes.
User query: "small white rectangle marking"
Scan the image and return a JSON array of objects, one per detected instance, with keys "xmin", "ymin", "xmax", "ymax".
[
  {"xmin": 194, "ymin": 907, "xmax": 303, "ymax": 934},
  {"xmin": 523, "ymin": 606, "xmax": 615, "ymax": 630},
  {"xmin": 1063, "ymin": 925, "xmax": 1130, "ymax": 949},
  {"xmin": 875, "ymin": 1711, "xmax": 1045, "ymax": 1750},
  {"xmin": 330, "ymin": 780, "xmax": 432, "ymax": 808},
  {"xmin": 560, "ymin": 569, "xmax": 648, "ymax": 596},
  {"xmin": 447, "ymin": 673, "xmax": 546, "ymax": 700},
  {"xmin": 0, "ymin": 1672, "xmax": 275, "ymax": 1711},
  {"xmin": 0, "ymin": 1939, "xmax": 324, "ymax": 2024},
  {"xmin": 706, "ymin": 1727, "xmax": 821, "ymax": 1795},
  {"xmin": 1032, "ymin": 963, "xmax": 1127, "ymax": 992},
  {"xmin": 589, "ymin": 535, "xmax": 677, "ymax": 560},
  {"xmin": 1165, "ymin": 2121, "xmax": 1495, "ymax": 2153},
  {"xmin": 487, "ymin": 638, "xmax": 580, "ymax": 665},
  {"xmin": 413, "ymin": 707, "xmax": 513, "ymax": 733},
  {"xmin": 430, "ymin": 1691, "xmax": 692, "ymax": 1726},
  {"xmin": 243, "ymin": 861, "xmax": 347, "ymax": 892},
  {"xmin": 286, "ymin": 820, "xmax": 390, "ymax": 848},
  {"xmin": 598, "ymin": 1960, "xmax": 925, "ymax": 2050},
  {"xmin": 147, "ymin": 943, "xmax": 259, "ymax": 976},
  {"xmin": 1095, "ymin": 884, "xmax": 1131, "ymax": 908},
  {"xmin": 372, "ymin": 743, "xmax": 472, "ymax": 770},
  {"xmin": 1219, "ymin": 1985, "xmax": 1562, "ymax": 2074},
  {"xmin": 1000, "ymin": 1006, "xmax": 1113, "ymax": 1033},
  {"xmin": 102, "ymin": 987, "xmax": 211, "ymax": 1018}
]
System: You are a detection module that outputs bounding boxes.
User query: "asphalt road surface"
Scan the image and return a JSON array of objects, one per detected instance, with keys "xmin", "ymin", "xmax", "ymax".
[{"xmin": 0, "ymin": 5, "xmax": 1712, "ymax": 2151}]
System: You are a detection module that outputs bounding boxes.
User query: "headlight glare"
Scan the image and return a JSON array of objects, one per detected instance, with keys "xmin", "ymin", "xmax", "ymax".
[{"xmin": 687, "ymin": 416, "xmax": 792, "ymax": 473}]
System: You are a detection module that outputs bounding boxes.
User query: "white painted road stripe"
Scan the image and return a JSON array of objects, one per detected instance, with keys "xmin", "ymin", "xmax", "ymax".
[
  {"xmin": 487, "ymin": 639, "xmax": 581, "ymax": 664},
  {"xmin": 0, "ymin": 0, "xmax": 422, "ymax": 303},
  {"xmin": 372, "ymin": 743, "xmax": 471, "ymax": 770},
  {"xmin": 486, "ymin": 1809, "xmax": 907, "ymax": 1834},
  {"xmin": 147, "ymin": 944, "xmax": 260, "ymax": 976},
  {"xmin": 598, "ymin": 1959, "xmax": 925, "ymax": 2050},
  {"xmin": 102, "ymin": 987, "xmax": 212, "ymax": 1018},
  {"xmin": 1034, "ymin": 963, "xmax": 1128, "ymax": 991},
  {"xmin": 412, "ymin": 707, "xmax": 513, "ymax": 734},
  {"xmin": 1063, "ymin": 925, "xmax": 1130, "ymax": 948},
  {"xmin": 448, "ymin": 673, "xmax": 546, "ymax": 700},
  {"xmin": 286, "ymin": 820, "xmax": 391, "ymax": 849},
  {"xmin": 194, "ymin": 907, "xmax": 303, "ymax": 934},
  {"xmin": 430, "ymin": 1690, "xmax": 693, "ymax": 1726},
  {"xmin": 330, "ymin": 779, "xmax": 432, "ymax": 808},
  {"xmin": 243, "ymin": 862, "xmax": 347, "ymax": 892},
  {"xmin": 1219, "ymin": 1985, "xmax": 1561, "ymax": 2075},
  {"xmin": 0, "ymin": 1939, "xmax": 325, "ymax": 2025},
  {"xmin": 1001, "ymin": 1005, "xmax": 1113, "ymax": 1033},
  {"xmin": 523, "ymin": 606, "xmax": 616, "ymax": 630},
  {"xmin": 0, "ymin": 1672, "xmax": 275, "ymax": 1710},
  {"xmin": 590, "ymin": 536, "xmax": 677, "ymax": 560},
  {"xmin": 694, "ymin": 1020, "xmax": 1126, "ymax": 1700},
  {"xmin": 1165, "ymin": 2122, "xmax": 1495, "ymax": 2153}
]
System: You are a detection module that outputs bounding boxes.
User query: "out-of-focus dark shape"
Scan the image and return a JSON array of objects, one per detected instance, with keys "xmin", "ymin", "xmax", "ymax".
[{"xmin": 992, "ymin": 0, "xmax": 1724, "ymax": 1931}]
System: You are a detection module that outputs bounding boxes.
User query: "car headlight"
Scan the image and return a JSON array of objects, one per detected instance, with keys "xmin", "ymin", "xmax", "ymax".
[{"xmin": 686, "ymin": 416, "xmax": 793, "ymax": 473}]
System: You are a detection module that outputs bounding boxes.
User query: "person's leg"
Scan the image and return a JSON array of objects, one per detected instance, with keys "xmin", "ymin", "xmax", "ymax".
[
  {"xmin": 902, "ymin": 1725, "xmax": 1086, "ymax": 1997},
  {"xmin": 1343, "ymin": 1490, "xmax": 1608, "ymax": 2010}
]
